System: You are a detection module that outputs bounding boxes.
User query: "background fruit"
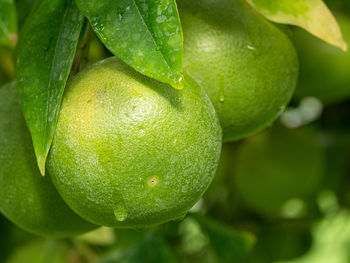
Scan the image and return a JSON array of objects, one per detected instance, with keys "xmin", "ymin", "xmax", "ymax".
[
  {"xmin": 234, "ymin": 126, "xmax": 325, "ymax": 216},
  {"xmin": 47, "ymin": 57, "xmax": 222, "ymax": 228},
  {"xmin": 0, "ymin": 82, "xmax": 96, "ymax": 238},
  {"xmin": 293, "ymin": 14, "xmax": 350, "ymax": 106},
  {"xmin": 177, "ymin": 0, "xmax": 298, "ymax": 141}
]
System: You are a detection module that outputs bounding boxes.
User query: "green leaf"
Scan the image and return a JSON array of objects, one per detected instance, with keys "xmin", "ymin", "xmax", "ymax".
[
  {"xmin": 98, "ymin": 230, "xmax": 177, "ymax": 263},
  {"xmin": 15, "ymin": 0, "xmax": 36, "ymax": 29},
  {"xmin": 75, "ymin": 0, "xmax": 184, "ymax": 89},
  {"xmin": 192, "ymin": 213, "xmax": 255, "ymax": 262},
  {"xmin": 246, "ymin": 0, "xmax": 348, "ymax": 51},
  {"xmin": 0, "ymin": 0, "xmax": 17, "ymax": 48},
  {"xmin": 17, "ymin": 0, "xmax": 84, "ymax": 175}
]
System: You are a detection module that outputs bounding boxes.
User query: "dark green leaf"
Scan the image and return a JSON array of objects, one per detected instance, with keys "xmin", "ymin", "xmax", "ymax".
[
  {"xmin": 17, "ymin": 0, "xmax": 84, "ymax": 175},
  {"xmin": 192, "ymin": 213, "xmax": 255, "ymax": 262},
  {"xmin": 75, "ymin": 0, "xmax": 184, "ymax": 89},
  {"xmin": 99, "ymin": 230, "xmax": 177, "ymax": 263},
  {"xmin": 0, "ymin": 0, "xmax": 17, "ymax": 48},
  {"xmin": 15, "ymin": 0, "xmax": 36, "ymax": 29}
]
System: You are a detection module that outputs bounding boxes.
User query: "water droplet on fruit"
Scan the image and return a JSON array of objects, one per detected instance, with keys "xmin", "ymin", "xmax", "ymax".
[
  {"xmin": 114, "ymin": 203, "xmax": 127, "ymax": 222},
  {"xmin": 247, "ymin": 44, "xmax": 261, "ymax": 56},
  {"xmin": 247, "ymin": 45, "xmax": 256, "ymax": 51}
]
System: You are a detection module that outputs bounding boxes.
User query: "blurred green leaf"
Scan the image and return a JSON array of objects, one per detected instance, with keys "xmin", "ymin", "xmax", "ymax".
[
  {"xmin": 252, "ymin": 222, "xmax": 312, "ymax": 262},
  {"xmin": 16, "ymin": 0, "xmax": 84, "ymax": 175},
  {"xmin": 75, "ymin": 0, "xmax": 184, "ymax": 89},
  {"xmin": 277, "ymin": 210, "xmax": 350, "ymax": 263},
  {"xmin": 246, "ymin": 0, "xmax": 348, "ymax": 51},
  {"xmin": 179, "ymin": 216, "xmax": 210, "ymax": 255},
  {"xmin": 77, "ymin": 227, "xmax": 116, "ymax": 246},
  {"xmin": 192, "ymin": 213, "xmax": 255, "ymax": 262},
  {"xmin": 5, "ymin": 239, "xmax": 69, "ymax": 263},
  {"xmin": 99, "ymin": 230, "xmax": 176, "ymax": 263},
  {"xmin": 0, "ymin": 0, "xmax": 17, "ymax": 48},
  {"xmin": 15, "ymin": 0, "xmax": 35, "ymax": 29}
]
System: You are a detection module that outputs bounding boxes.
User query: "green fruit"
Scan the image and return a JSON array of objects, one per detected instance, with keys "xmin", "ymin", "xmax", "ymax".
[
  {"xmin": 234, "ymin": 126, "xmax": 325, "ymax": 216},
  {"xmin": 47, "ymin": 57, "xmax": 222, "ymax": 228},
  {"xmin": 0, "ymin": 82, "xmax": 96, "ymax": 238},
  {"xmin": 177, "ymin": 0, "xmax": 298, "ymax": 141},
  {"xmin": 293, "ymin": 14, "xmax": 350, "ymax": 106}
]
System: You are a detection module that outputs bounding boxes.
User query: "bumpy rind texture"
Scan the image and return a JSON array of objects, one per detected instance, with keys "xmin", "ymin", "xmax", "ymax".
[
  {"xmin": 177, "ymin": 0, "xmax": 299, "ymax": 141},
  {"xmin": 47, "ymin": 57, "xmax": 222, "ymax": 228},
  {"xmin": 0, "ymin": 82, "xmax": 97, "ymax": 238}
]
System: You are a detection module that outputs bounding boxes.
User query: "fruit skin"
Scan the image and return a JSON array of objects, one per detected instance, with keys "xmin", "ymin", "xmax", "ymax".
[
  {"xmin": 47, "ymin": 57, "xmax": 222, "ymax": 228},
  {"xmin": 293, "ymin": 14, "xmax": 350, "ymax": 106},
  {"xmin": 234, "ymin": 126, "xmax": 325, "ymax": 216},
  {"xmin": 177, "ymin": 0, "xmax": 298, "ymax": 141},
  {"xmin": 0, "ymin": 82, "xmax": 96, "ymax": 238}
]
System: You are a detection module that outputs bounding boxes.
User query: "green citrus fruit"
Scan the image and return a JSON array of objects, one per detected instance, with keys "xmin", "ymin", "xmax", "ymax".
[
  {"xmin": 0, "ymin": 82, "xmax": 96, "ymax": 238},
  {"xmin": 177, "ymin": 0, "xmax": 298, "ymax": 141},
  {"xmin": 293, "ymin": 14, "xmax": 350, "ymax": 106},
  {"xmin": 47, "ymin": 57, "xmax": 222, "ymax": 228},
  {"xmin": 234, "ymin": 126, "xmax": 325, "ymax": 216}
]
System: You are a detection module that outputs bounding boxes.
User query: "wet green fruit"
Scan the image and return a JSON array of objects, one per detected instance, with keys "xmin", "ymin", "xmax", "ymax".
[
  {"xmin": 293, "ymin": 14, "xmax": 350, "ymax": 106},
  {"xmin": 47, "ymin": 57, "xmax": 222, "ymax": 228},
  {"xmin": 177, "ymin": 0, "xmax": 298, "ymax": 141},
  {"xmin": 0, "ymin": 82, "xmax": 96, "ymax": 238},
  {"xmin": 234, "ymin": 126, "xmax": 325, "ymax": 216}
]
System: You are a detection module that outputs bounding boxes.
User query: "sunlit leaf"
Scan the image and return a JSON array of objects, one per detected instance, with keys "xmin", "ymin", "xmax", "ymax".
[
  {"xmin": 17, "ymin": 0, "xmax": 84, "ymax": 175},
  {"xmin": 75, "ymin": 0, "xmax": 184, "ymax": 89},
  {"xmin": 0, "ymin": 0, "xmax": 17, "ymax": 48},
  {"xmin": 246, "ymin": 0, "xmax": 348, "ymax": 51}
]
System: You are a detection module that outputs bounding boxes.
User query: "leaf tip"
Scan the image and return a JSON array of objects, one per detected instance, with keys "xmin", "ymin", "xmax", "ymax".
[
  {"xmin": 340, "ymin": 41, "xmax": 348, "ymax": 52},
  {"xmin": 37, "ymin": 155, "xmax": 47, "ymax": 176},
  {"xmin": 171, "ymin": 73, "xmax": 185, "ymax": 90}
]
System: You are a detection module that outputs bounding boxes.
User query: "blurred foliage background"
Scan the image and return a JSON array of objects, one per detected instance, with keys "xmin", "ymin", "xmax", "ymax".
[{"xmin": 1, "ymin": 0, "xmax": 350, "ymax": 262}]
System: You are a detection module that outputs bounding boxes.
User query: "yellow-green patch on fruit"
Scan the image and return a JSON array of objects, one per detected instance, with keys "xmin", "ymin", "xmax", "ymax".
[
  {"xmin": 178, "ymin": 0, "xmax": 298, "ymax": 141},
  {"xmin": 0, "ymin": 82, "xmax": 96, "ymax": 238},
  {"xmin": 47, "ymin": 57, "xmax": 222, "ymax": 228}
]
